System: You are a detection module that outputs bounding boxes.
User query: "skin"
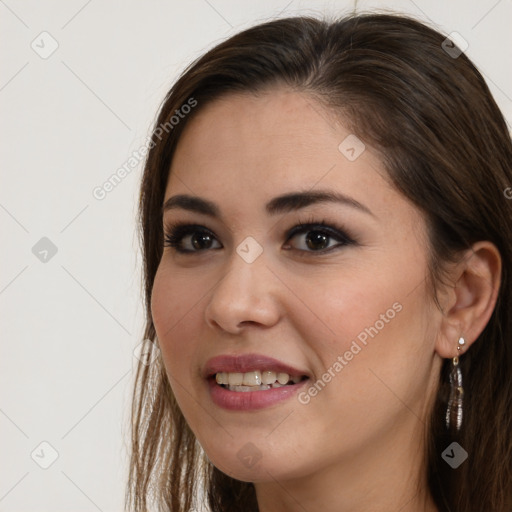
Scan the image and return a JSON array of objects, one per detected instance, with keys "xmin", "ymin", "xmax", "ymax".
[{"xmin": 151, "ymin": 88, "xmax": 501, "ymax": 512}]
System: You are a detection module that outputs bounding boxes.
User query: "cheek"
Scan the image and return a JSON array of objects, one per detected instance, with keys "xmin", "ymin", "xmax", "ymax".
[
  {"xmin": 291, "ymin": 264, "xmax": 404, "ymax": 352},
  {"xmin": 296, "ymin": 261, "xmax": 434, "ymax": 402},
  {"xmin": 151, "ymin": 264, "xmax": 203, "ymax": 377}
]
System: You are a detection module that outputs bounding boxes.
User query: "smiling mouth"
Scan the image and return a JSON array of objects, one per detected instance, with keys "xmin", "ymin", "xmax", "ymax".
[{"xmin": 215, "ymin": 370, "xmax": 309, "ymax": 392}]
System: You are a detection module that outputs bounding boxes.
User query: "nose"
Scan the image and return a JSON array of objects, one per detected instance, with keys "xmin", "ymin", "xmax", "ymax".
[{"xmin": 204, "ymin": 249, "xmax": 282, "ymax": 334}]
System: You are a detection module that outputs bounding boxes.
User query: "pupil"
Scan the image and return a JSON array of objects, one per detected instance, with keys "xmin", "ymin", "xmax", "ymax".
[
  {"xmin": 306, "ymin": 231, "xmax": 328, "ymax": 250},
  {"xmin": 192, "ymin": 233, "xmax": 212, "ymax": 250}
]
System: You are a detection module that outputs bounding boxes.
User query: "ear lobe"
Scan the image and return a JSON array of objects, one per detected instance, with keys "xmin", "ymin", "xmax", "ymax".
[{"xmin": 435, "ymin": 241, "xmax": 501, "ymax": 359}]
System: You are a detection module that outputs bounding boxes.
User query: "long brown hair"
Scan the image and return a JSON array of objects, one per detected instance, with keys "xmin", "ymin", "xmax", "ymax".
[{"xmin": 127, "ymin": 13, "xmax": 512, "ymax": 512}]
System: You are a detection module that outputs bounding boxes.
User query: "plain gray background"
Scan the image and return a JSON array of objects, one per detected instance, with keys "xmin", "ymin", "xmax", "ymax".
[{"xmin": 1, "ymin": 0, "xmax": 511, "ymax": 510}]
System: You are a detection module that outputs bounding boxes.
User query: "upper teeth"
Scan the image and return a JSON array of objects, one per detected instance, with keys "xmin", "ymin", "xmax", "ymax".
[{"xmin": 215, "ymin": 370, "xmax": 301, "ymax": 386}]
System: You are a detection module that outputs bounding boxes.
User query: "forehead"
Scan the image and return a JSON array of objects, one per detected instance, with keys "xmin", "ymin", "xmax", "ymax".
[
  {"xmin": 169, "ymin": 90, "xmax": 380, "ymax": 184},
  {"xmin": 176, "ymin": 89, "xmax": 341, "ymax": 154}
]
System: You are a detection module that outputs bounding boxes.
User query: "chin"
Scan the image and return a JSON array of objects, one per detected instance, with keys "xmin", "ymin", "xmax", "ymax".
[{"xmin": 201, "ymin": 441, "xmax": 309, "ymax": 485}]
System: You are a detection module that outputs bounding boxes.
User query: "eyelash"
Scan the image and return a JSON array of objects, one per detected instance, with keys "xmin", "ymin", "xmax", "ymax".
[{"xmin": 163, "ymin": 215, "xmax": 357, "ymax": 256}]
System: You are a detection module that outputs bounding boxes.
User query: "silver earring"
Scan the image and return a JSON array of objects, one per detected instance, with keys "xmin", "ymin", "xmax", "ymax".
[{"xmin": 445, "ymin": 337, "xmax": 465, "ymax": 432}]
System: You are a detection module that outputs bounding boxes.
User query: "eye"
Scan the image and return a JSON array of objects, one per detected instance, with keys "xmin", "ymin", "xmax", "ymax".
[
  {"xmin": 163, "ymin": 218, "xmax": 356, "ymax": 255},
  {"xmin": 283, "ymin": 219, "xmax": 355, "ymax": 254},
  {"xmin": 163, "ymin": 223, "xmax": 222, "ymax": 253}
]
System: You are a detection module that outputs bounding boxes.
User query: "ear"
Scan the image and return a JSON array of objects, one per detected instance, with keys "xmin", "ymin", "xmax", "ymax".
[{"xmin": 435, "ymin": 241, "xmax": 502, "ymax": 359}]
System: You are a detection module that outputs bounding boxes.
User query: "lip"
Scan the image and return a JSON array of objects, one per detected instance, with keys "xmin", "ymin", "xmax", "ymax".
[{"xmin": 203, "ymin": 353, "xmax": 311, "ymax": 411}]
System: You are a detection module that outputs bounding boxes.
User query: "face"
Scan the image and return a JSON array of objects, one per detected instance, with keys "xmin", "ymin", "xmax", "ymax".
[{"xmin": 151, "ymin": 89, "xmax": 443, "ymax": 485}]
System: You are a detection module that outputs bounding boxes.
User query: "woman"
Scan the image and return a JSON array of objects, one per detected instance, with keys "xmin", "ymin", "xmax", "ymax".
[{"xmin": 127, "ymin": 13, "xmax": 512, "ymax": 512}]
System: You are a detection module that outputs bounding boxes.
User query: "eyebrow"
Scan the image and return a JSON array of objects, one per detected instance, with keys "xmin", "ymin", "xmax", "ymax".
[{"xmin": 162, "ymin": 190, "xmax": 375, "ymax": 218}]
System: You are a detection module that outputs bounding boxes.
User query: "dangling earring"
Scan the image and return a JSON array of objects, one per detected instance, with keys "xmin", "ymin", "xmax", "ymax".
[{"xmin": 445, "ymin": 336, "xmax": 465, "ymax": 432}]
